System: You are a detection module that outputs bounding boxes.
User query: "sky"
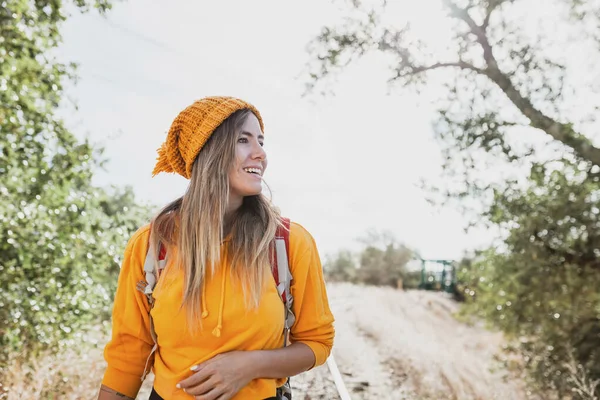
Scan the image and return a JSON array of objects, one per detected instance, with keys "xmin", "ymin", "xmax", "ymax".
[{"xmin": 56, "ymin": 0, "xmax": 499, "ymax": 260}]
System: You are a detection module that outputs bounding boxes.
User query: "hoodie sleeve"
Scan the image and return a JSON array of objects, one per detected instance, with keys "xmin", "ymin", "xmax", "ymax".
[
  {"xmin": 101, "ymin": 225, "xmax": 154, "ymax": 398},
  {"xmin": 288, "ymin": 222, "xmax": 335, "ymax": 368}
]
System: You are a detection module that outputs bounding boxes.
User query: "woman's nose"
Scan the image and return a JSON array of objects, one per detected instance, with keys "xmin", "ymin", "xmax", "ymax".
[{"xmin": 252, "ymin": 142, "xmax": 267, "ymax": 161}]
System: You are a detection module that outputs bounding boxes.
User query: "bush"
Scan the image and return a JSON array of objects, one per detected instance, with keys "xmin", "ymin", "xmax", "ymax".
[
  {"xmin": 0, "ymin": 185, "xmax": 150, "ymax": 361},
  {"xmin": 457, "ymin": 167, "xmax": 600, "ymax": 398}
]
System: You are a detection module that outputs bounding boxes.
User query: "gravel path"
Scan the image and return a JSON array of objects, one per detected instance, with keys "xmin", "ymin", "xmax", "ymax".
[{"xmin": 283, "ymin": 283, "xmax": 537, "ymax": 400}]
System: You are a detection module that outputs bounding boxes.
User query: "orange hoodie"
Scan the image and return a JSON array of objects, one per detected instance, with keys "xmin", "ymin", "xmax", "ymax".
[{"xmin": 102, "ymin": 221, "xmax": 335, "ymax": 399}]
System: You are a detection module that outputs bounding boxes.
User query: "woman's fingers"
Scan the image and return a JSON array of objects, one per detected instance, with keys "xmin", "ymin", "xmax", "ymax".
[
  {"xmin": 185, "ymin": 375, "xmax": 221, "ymax": 396},
  {"xmin": 177, "ymin": 365, "xmax": 211, "ymax": 390},
  {"xmin": 179, "ymin": 352, "xmax": 250, "ymax": 399},
  {"xmin": 192, "ymin": 384, "xmax": 226, "ymax": 400}
]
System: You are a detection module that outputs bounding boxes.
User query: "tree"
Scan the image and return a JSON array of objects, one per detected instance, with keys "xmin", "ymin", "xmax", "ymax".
[
  {"xmin": 456, "ymin": 166, "xmax": 600, "ymax": 397},
  {"xmin": 0, "ymin": 0, "xmax": 151, "ymax": 364},
  {"xmin": 356, "ymin": 231, "xmax": 412, "ymax": 287},
  {"xmin": 323, "ymin": 231, "xmax": 413, "ymax": 288},
  {"xmin": 306, "ymin": 0, "xmax": 599, "ymax": 171},
  {"xmin": 323, "ymin": 250, "xmax": 358, "ymax": 283},
  {"xmin": 306, "ymin": 0, "xmax": 600, "ymax": 397}
]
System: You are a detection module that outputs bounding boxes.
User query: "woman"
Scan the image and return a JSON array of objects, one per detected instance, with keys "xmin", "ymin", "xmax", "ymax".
[{"xmin": 98, "ymin": 96, "xmax": 335, "ymax": 400}]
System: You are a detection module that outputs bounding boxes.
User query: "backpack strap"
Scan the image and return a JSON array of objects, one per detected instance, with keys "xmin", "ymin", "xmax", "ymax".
[
  {"xmin": 137, "ymin": 233, "xmax": 167, "ymax": 382},
  {"xmin": 140, "ymin": 238, "xmax": 167, "ymax": 302},
  {"xmin": 272, "ymin": 217, "xmax": 294, "ymax": 400},
  {"xmin": 272, "ymin": 218, "xmax": 295, "ymax": 333}
]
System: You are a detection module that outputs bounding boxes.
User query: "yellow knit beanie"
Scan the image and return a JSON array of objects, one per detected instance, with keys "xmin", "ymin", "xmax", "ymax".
[{"xmin": 152, "ymin": 96, "xmax": 264, "ymax": 179}]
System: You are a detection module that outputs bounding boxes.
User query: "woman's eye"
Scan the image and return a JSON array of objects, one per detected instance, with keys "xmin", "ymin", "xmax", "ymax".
[
  {"xmin": 238, "ymin": 137, "xmax": 248, "ymax": 143},
  {"xmin": 259, "ymin": 142, "xmax": 264, "ymax": 147}
]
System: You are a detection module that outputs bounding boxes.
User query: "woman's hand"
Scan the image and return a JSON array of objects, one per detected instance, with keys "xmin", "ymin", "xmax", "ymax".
[{"xmin": 176, "ymin": 351, "xmax": 257, "ymax": 400}]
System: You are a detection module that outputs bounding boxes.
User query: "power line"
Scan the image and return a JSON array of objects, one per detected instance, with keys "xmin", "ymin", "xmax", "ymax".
[{"xmin": 102, "ymin": 19, "xmax": 183, "ymax": 56}]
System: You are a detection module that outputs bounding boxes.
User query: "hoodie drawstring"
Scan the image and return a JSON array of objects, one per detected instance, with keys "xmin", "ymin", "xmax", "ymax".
[
  {"xmin": 201, "ymin": 277, "xmax": 209, "ymax": 318},
  {"xmin": 211, "ymin": 270, "xmax": 226, "ymax": 338}
]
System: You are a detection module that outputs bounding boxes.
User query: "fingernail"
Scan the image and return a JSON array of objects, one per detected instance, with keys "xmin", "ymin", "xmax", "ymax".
[
  {"xmin": 176, "ymin": 384, "xmax": 180, "ymax": 389},
  {"xmin": 190, "ymin": 365, "xmax": 198, "ymax": 371}
]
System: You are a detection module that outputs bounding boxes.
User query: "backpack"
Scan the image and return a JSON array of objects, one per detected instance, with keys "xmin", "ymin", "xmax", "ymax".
[{"xmin": 136, "ymin": 217, "xmax": 294, "ymax": 400}]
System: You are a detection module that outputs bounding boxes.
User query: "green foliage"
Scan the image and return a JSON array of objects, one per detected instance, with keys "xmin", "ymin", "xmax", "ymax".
[
  {"xmin": 0, "ymin": 0, "xmax": 150, "ymax": 364},
  {"xmin": 358, "ymin": 243, "xmax": 412, "ymax": 287},
  {"xmin": 401, "ymin": 270, "xmax": 422, "ymax": 290},
  {"xmin": 0, "ymin": 186, "xmax": 149, "ymax": 357},
  {"xmin": 458, "ymin": 162, "xmax": 600, "ymax": 398},
  {"xmin": 323, "ymin": 250, "xmax": 358, "ymax": 283}
]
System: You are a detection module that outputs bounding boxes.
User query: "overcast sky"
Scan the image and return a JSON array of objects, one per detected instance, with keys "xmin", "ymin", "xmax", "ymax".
[{"xmin": 56, "ymin": 0, "xmax": 504, "ymax": 259}]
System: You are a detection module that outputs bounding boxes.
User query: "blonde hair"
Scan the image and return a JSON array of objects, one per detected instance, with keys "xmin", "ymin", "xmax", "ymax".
[{"xmin": 149, "ymin": 109, "xmax": 281, "ymax": 331}]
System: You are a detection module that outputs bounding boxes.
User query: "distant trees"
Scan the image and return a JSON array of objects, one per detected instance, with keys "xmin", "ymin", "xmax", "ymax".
[{"xmin": 323, "ymin": 231, "xmax": 417, "ymax": 289}]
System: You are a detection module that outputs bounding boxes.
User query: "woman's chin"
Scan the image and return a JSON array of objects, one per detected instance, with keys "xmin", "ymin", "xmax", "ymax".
[{"xmin": 242, "ymin": 187, "xmax": 263, "ymax": 197}]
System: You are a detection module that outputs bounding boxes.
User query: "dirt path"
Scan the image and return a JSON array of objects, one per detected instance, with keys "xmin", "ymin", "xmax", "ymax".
[{"xmin": 287, "ymin": 283, "xmax": 537, "ymax": 400}]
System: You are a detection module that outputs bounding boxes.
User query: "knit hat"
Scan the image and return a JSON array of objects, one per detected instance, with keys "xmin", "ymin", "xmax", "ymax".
[{"xmin": 152, "ymin": 96, "xmax": 264, "ymax": 179}]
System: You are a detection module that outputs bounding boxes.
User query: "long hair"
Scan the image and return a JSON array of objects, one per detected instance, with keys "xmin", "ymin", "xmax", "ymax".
[{"xmin": 149, "ymin": 109, "xmax": 281, "ymax": 330}]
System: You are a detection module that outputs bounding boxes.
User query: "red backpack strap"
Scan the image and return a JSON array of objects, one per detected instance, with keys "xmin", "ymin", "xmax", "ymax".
[
  {"xmin": 272, "ymin": 217, "xmax": 295, "ymax": 336},
  {"xmin": 140, "ymin": 225, "xmax": 167, "ymax": 299},
  {"xmin": 157, "ymin": 243, "xmax": 166, "ymax": 279}
]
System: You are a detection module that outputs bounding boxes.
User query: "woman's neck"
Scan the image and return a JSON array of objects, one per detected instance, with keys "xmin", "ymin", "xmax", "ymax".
[
  {"xmin": 223, "ymin": 213, "xmax": 233, "ymax": 238},
  {"xmin": 226, "ymin": 194, "xmax": 243, "ymax": 216},
  {"xmin": 223, "ymin": 198, "xmax": 242, "ymax": 238}
]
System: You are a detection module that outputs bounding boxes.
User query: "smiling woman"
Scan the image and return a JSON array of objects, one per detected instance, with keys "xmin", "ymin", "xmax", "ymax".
[{"xmin": 97, "ymin": 96, "xmax": 335, "ymax": 400}]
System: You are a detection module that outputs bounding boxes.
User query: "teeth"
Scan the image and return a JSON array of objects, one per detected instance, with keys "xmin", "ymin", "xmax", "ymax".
[{"xmin": 244, "ymin": 168, "xmax": 261, "ymax": 175}]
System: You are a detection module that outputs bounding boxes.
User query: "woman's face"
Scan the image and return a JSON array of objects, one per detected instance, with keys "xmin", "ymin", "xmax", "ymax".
[{"xmin": 228, "ymin": 113, "xmax": 267, "ymax": 202}]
